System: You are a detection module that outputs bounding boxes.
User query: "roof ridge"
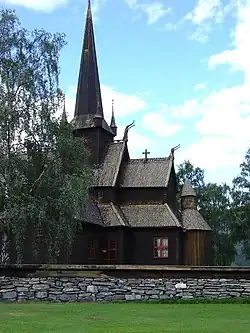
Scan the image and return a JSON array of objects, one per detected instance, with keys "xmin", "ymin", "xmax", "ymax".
[
  {"xmin": 110, "ymin": 203, "xmax": 126, "ymax": 226},
  {"xmin": 164, "ymin": 203, "xmax": 182, "ymax": 227},
  {"xmin": 112, "ymin": 141, "xmax": 126, "ymax": 186},
  {"xmin": 164, "ymin": 154, "xmax": 174, "ymax": 187},
  {"xmin": 128, "ymin": 157, "xmax": 170, "ymax": 163}
]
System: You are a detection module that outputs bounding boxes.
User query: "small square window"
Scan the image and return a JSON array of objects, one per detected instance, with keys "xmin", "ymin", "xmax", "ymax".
[{"xmin": 153, "ymin": 237, "xmax": 168, "ymax": 259}]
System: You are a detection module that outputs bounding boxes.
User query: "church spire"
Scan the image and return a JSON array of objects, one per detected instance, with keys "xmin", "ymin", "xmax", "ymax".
[
  {"xmin": 110, "ymin": 99, "xmax": 117, "ymax": 136},
  {"xmin": 73, "ymin": 0, "xmax": 112, "ymax": 133},
  {"xmin": 61, "ymin": 98, "xmax": 68, "ymax": 124}
]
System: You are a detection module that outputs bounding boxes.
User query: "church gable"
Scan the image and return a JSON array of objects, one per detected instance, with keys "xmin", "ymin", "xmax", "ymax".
[
  {"xmin": 93, "ymin": 141, "xmax": 125, "ymax": 187},
  {"xmin": 119, "ymin": 156, "xmax": 173, "ymax": 188}
]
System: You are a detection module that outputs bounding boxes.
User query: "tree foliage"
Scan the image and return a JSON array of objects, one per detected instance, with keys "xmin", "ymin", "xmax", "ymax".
[
  {"xmin": 0, "ymin": 9, "xmax": 92, "ymax": 263},
  {"xmin": 232, "ymin": 148, "xmax": 250, "ymax": 259}
]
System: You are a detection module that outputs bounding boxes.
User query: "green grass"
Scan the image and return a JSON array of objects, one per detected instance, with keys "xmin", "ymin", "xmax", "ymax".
[{"xmin": 0, "ymin": 302, "xmax": 250, "ymax": 332}]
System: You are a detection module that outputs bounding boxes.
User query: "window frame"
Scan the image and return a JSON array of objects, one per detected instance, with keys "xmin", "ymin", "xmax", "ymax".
[
  {"xmin": 102, "ymin": 239, "xmax": 117, "ymax": 261},
  {"xmin": 153, "ymin": 237, "xmax": 169, "ymax": 259},
  {"xmin": 87, "ymin": 239, "xmax": 97, "ymax": 260}
]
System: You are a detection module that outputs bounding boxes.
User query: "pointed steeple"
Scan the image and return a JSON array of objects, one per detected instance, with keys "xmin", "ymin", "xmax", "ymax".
[
  {"xmin": 61, "ymin": 98, "xmax": 68, "ymax": 124},
  {"xmin": 181, "ymin": 179, "xmax": 196, "ymax": 197},
  {"xmin": 73, "ymin": 0, "xmax": 113, "ymax": 134},
  {"xmin": 181, "ymin": 179, "xmax": 197, "ymax": 210},
  {"xmin": 110, "ymin": 99, "xmax": 117, "ymax": 136}
]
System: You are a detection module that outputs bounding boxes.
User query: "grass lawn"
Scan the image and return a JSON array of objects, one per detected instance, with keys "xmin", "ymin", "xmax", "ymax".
[{"xmin": 0, "ymin": 302, "xmax": 250, "ymax": 333}]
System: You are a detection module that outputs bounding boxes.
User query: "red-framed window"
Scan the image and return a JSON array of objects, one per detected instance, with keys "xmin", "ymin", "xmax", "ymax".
[
  {"xmin": 88, "ymin": 239, "xmax": 97, "ymax": 260},
  {"xmin": 102, "ymin": 239, "xmax": 117, "ymax": 261},
  {"xmin": 153, "ymin": 238, "xmax": 168, "ymax": 258}
]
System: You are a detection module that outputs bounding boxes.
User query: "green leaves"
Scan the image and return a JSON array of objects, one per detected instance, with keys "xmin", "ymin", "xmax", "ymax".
[{"xmin": 0, "ymin": 9, "xmax": 91, "ymax": 263}]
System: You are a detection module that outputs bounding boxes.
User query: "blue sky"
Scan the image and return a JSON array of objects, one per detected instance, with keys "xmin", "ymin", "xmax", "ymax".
[{"xmin": 1, "ymin": 0, "xmax": 250, "ymax": 184}]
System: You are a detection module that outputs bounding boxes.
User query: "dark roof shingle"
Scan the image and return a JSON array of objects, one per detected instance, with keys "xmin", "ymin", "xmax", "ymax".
[
  {"xmin": 98, "ymin": 203, "xmax": 127, "ymax": 226},
  {"xmin": 94, "ymin": 142, "xmax": 125, "ymax": 186},
  {"xmin": 120, "ymin": 204, "xmax": 181, "ymax": 228},
  {"xmin": 181, "ymin": 209, "xmax": 211, "ymax": 231},
  {"xmin": 181, "ymin": 179, "xmax": 196, "ymax": 197},
  {"xmin": 120, "ymin": 157, "xmax": 173, "ymax": 187}
]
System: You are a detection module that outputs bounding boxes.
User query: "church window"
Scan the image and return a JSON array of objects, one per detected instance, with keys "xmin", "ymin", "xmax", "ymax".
[
  {"xmin": 103, "ymin": 239, "xmax": 117, "ymax": 261},
  {"xmin": 153, "ymin": 238, "xmax": 168, "ymax": 258},
  {"xmin": 88, "ymin": 239, "xmax": 97, "ymax": 260}
]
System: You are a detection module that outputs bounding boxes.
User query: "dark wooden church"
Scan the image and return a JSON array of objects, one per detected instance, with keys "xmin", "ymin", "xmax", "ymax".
[
  {"xmin": 0, "ymin": 0, "xmax": 212, "ymax": 266},
  {"xmin": 68, "ymin": 1, "xmax": 212, "ymax": 266}
]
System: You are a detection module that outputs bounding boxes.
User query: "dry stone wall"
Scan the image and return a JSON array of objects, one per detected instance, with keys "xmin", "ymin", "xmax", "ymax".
[{"xmin": 1, "ymin": 276, "xmax": 250, "ymax": 301}]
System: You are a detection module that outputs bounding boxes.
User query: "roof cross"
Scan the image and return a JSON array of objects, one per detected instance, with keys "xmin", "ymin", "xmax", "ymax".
[{"xmin": 142, "ymin": 149, "xmax": 150, "ymax": 162}]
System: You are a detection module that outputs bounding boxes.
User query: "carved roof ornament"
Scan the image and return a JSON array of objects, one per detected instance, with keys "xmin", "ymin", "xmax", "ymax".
[
  {"xmin": 171, "ymin": 144, "xmax": 180, "ymax": 155},
  {"xmin": 123, "ymin": 120, "xmax": 135, "ymax": 142}
]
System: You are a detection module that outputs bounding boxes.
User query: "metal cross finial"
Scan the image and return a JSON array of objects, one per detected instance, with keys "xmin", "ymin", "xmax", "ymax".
[{"xmin": 142, "ymin": 149, "xmax": 150, "ymax": 161}]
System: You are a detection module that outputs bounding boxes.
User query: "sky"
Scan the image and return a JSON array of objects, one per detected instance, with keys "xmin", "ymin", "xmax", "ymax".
[{"xmin": 0, "ymin": 0, "xmax": 250, "ymax": 185}]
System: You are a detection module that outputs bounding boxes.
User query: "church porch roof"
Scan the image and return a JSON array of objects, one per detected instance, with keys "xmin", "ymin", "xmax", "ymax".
[
  {"xmin": 120, "ymin": 204, "xmax": 181, "ymax": 228},
  {"xmin": 181, "ymin": 209, "xmax": 212, "ymax": 231},
  {"xmin": 98, "ymin": 203, "xmax": 128, "ymax": 227}
]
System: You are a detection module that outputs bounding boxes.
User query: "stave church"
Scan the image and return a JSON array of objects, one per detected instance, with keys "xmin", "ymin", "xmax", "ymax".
[
  {"xmin": 0, "ymin": 0, "xmax": 213, "ymax": 266},
  {"xmin": 68, "ymin": 0, "xmax": 212, "ymax": 266}
]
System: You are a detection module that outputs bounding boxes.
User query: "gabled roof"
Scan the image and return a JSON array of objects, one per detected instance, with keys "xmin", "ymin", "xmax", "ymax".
[
  {"xmin": 120, "ymin": 204, "xmax": 181, "ymax": 228},
  {"xmin": 98, "ymin": 203, "xmax": 128, "ymax": 227},
  {"xmin": 84, "ymin": 196, "xmax": 104, "ymax": 226},
  {"xmin": 181, "ymin": 179, "xmax": 196, "ymax": 197},
  {"xmin": 120, "ymin": 156, "xmax": 173, "ymax": 187},
  {"xmin": 93, "ymin": 141, "xmax": 125, "ymax": 186},
  {"xmin": 181, "ymin": 209, "xmax": 211, "ymax": 231}
]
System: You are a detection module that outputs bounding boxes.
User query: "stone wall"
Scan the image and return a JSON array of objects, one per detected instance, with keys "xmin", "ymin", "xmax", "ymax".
[{"xmin": 1, "ymin": 276, "xmax": 250, "ymax": 302}]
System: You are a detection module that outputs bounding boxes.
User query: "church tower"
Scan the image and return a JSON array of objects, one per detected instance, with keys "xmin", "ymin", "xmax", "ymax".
[{"xmin": 72, "ymin": 0, "xmax": 115, "ymax": 165}]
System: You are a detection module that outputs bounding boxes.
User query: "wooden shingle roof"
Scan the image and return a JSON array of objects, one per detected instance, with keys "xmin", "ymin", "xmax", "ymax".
[
  {"xmin": 181, "ymin": 209, "xmax": 211, "ymax": 231},
  {"xmin": 120, "ymin": 204, "xmax": 181, "ymax": 228},
  {"xmin": 98, "ymin": 203, "xmax": 128, "ymax": 227},
  {"xmin": 83, "ymin": 196, "xmax": 104, "ymax": 226},
  {"xmin": 181, "ymin": 179, "xmax": 196, "ymax": 197},
  {"xmin": 94, "ymin": 141, "xmax": 125, "ymax": 187},
  {"xmin": 120, "ymin": 157, "xmax": 173, "ymax": 187}
]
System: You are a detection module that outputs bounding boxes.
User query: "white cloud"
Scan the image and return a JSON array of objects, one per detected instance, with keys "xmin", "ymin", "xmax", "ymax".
[
  {"xmin": 116, "ymin": 125, "xmax": 152, "ymax": 157},
  {"xmin": 172, "ymin": 1, "xmax": 250, "ymax": 175},
  {"xmin": 0, "ymin": 0, "xmax": 68, "ymax": 11},
  {"xmin": 177, "ymin": 136, "xmax": 249, "ymax": 170},
  {"xmin": 101, "ymin": 84, "xmax": 147, "ymax": 121},
  {"xmin": 125, "ymin": 0, "xmax": 138, "ymax": 9},
  {"xmin": 186, "ymin": 0, "xmax": 222, "ymax": 25},
  {"xmin": 183, "ymin": 0, "xmax": 235, "ymax": 43},
  {"xmin": 140, "ymin": 2, "xmax": 171, "ymax": 25},
  {"xmin": 143, "ymin": 112, "xmax": 183, "ymax": 137},
  {"xmin": 124, "ymin": 0, "xmax": 171, "ymax": 24},
  {"xmin": 194, "ymin": 82, "xmax": 206, "ymax": 91},
  {"xmin": 65, "ymin": 84, "xmax": 147, "ymax": 123},
  {"xmin": 208, "ymin": 0, "xmax": 250, "ymax": 83},
  {"xmin": 171, "ymin": 99, "xmax": 201, "ymax": 119}
]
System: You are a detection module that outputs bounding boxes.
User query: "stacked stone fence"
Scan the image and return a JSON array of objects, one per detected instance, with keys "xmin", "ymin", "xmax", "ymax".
[{"xmin": 1, "ymin": 265, "xmax": 250, "ymax": 302}]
